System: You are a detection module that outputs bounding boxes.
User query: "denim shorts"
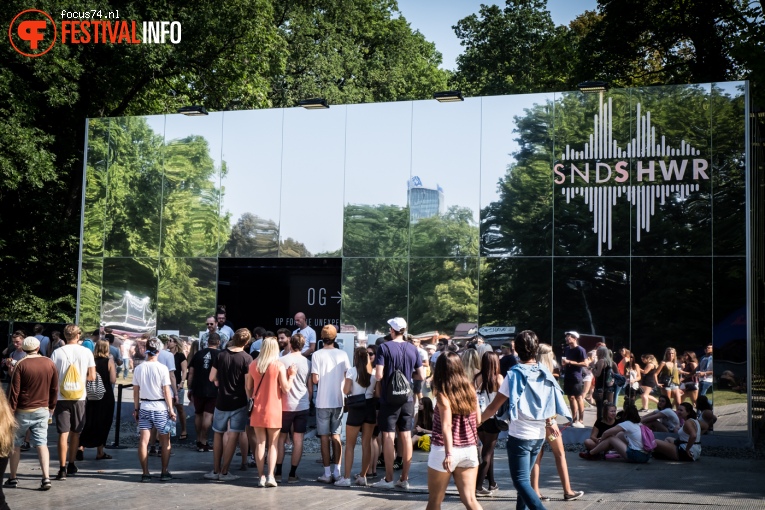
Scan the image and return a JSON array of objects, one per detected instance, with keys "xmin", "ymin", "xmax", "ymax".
[
  {"xmin": 626, "ymin": 447, "xmax": 651, "ymax": 463},
  {"xmin": 15, "ymin": 408, "xmax": 49, "ymax": 447},
  {"xmin": 212, "ymin": 406, "xmax": 248, "ymax": 433},
  {"xmin": 139, "ymin": 409, "xmax": 169, "ymax": 432},
  {"xmin": 316, "ymin": 407, "xmax": 343, "ymax": 436}
]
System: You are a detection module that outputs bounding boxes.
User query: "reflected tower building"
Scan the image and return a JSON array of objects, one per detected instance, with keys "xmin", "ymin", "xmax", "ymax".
[{"xmin": 408, "ymin": 175, "xmax": 445, "ymax": 223}]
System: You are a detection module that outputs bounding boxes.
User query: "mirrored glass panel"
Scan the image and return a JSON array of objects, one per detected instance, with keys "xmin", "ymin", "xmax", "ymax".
[
  {"xmin": 552, "ymin": 257, "xmax": 630, "ymax": 349},
  {"xmin": 408, "ymin": 257, "xmax": 478, "ymax": 334},
  {"xmin": 83, "ymin": 118, "xmax": 109, "ymax": 257},
  {"xmin": 410, "ymin": 99, "xmax": 480, "ymax": 258},
  {"xmin": 219, "ymin": 109, "xmax": 283, "ymax": 258},
  {"xmin": 711, "ymin": 82, "xmax": 747, "ymax": 255},
  {"xmin": 553, "ymin": 88, "xmax": 632, "ymax": 256},
  {"xmin": 712, "ymin": 257, "xmax": 747, "ymax": 434},
  {"xmin": 103, "ymin": 116, "xmax": 165, "ymax": 257},
  {"xmin": 157, "ymin": 258, "xmax": 217, "ymax": 336},
  {"xmin": 479, "ymin": 257, "xmax": 552, "ymax": 341},
  {"xmin": 344, "ymin": 101, "xmax": 412, "ymax": 258},
  {"xmin": 101, "ymin": 258, "xmax": 158, "ymax": 337},
  {"xmin": 279, "ymin": 106, "xmax": 346, "ymax": 257},
  {"xmin": 162, "ymin": 112, "xmax": 224, "ymax": 258},
  {"xmin": 482, "ymin": 93, "xmax": 555, "ymax": 257},
  {"xmin": 629, "ymin": 84, "xmax": 712, "ymax": 256},
  {"xmin": 79, "ymin": 258, "xmax": 104, "ymax": 331},
  {"xmin": 341, "ymin": 258, "xmax": 408, "ymax": 336}
]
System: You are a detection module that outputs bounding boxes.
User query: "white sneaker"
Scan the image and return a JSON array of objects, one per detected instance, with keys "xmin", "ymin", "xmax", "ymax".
[
  {"xmin": 317, "ymin": 474, "xmax": 334, "ymax": 484},
  {"xmin": 394, "ymin": 479, "xmax": 410, "ymax": 490},
  {"xmin": 218, "ymin": 472, "xmax": 239, "ymax": 482},
  {"xmin": 372, "ymin": 478, "xmax": 395, "ymax": 489},
  {"xmin": 204, "ymin": 471, "xmax": 219, "ymax": 480},
  {"xmin": 334, "ymin": 477, "xmax": 351, "ymax": 487},
  {"xmin": 572, "ymin": 422, "xmax": 585, "ymax": 428},
  {"xmin": 354, "ymin": 475, "xmax": 367, "ymax": 486},
  {"xmin": 258, "ymin": 475, "xmax": 266, "ymax": 487},
  {"xmin": 265, "ymin": 476, "xmax": 277, "ymax": 487}
]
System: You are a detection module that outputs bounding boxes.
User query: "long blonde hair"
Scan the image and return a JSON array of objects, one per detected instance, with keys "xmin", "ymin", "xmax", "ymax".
[
  {"xmin": 461, "ymin": 349, "xmax": 481, "ymax": 379},
  {"xmin": 256, "ymin": 337, "xmax": 279, "ymax": 374},
  {"xmin": 538, "ymin": 343, "xmax": 556, "ymax": 373},
  {"xmin": 0, "ymin": 390, "xmax": 18, "ymax": 457}
]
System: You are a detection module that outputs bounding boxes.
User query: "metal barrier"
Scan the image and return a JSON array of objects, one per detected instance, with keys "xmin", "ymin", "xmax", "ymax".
[{"xmin": 106, "ymin": 383, "xmax": 133, "ymax": 449}]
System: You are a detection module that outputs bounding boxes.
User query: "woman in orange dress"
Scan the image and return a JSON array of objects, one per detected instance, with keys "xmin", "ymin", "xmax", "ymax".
[{"xmin": 246, "ymin": 337, "xmax": 296, "ymax": 488}]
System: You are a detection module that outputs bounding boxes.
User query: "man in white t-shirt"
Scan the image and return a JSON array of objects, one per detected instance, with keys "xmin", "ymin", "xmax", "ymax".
[
  {"xmin": 293, "ymin": 312, "xmax": 317, "ymax": 357},
  {"xmin": 310, "ymin": 324, "xmax": 350, "ymax": 483},
  {"xmin": 132, "ymin": 338, "xmax": 176, "ymax": 482},
  {"xmin": 50, "ymin": 324, "xmax": 96, "ymax": 480},
  {"xmin": 275, "ymin": 333, "xmax": 312, "ymax": 482}
]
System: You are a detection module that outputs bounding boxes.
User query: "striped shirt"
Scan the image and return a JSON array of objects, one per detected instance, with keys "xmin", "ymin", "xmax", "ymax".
[{"xmin": 432, "ymin": 404, "xmax": 478, "ymax": 448}]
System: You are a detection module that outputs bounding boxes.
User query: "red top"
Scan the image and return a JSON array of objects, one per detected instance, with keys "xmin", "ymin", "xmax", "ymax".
[
  {"xmin": 248, "ymin": 362, "xmax": 283, "ymax": 429},
  {"xmin": 432, "ymin": 403, "xmax": 478, "ymax": 447}
]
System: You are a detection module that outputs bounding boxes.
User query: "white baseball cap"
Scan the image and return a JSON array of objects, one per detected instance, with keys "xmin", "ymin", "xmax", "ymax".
[
  {"xmin": 387, "ymin": 317, "xmax": 407, "ymax": 332},
  {"xmin": 565, "ymin": 331, "xmax": 580, "ymax": 339}
]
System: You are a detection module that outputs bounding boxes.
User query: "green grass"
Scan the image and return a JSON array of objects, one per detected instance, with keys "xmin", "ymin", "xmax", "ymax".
[{"xmin": 612, "ymin": 387, "xmax": 746, "ymax": 410}]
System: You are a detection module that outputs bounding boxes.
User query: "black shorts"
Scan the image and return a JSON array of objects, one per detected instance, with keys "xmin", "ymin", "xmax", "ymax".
[
  {"xmin": 346, "ymin": 399, "xmax": 376, "ymax": 427},
  {"xmin": 54, "ymin": 400, "xmax": 86, "ymax": 434},
  {"xmin": 377, "ymin": 401, "xmax": 414, "ymax": 433},
  {"xmin": 412, "ymin": 380, "xmax": 423, "ymax": 395},
  {"xmin": 281, "ymin": 410, "xmax": 309, "ymax": 434},
  {"xmin": 477, "ymin": 417, "xmax": 502, "ymax": 435},
  {"xmin": 564, "ymin": 379, "xmax": 584, "ymax": 397}
]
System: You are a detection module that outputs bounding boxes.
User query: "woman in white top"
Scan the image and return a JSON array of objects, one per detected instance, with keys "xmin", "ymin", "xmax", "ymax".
[
  {"xmin": 336, "ymin": 347, "xmax": 377, "ymax": 487},
  {"xmin": 579, "ymin": 405, "xmax": 650, "ymax": 463},
  {"xmin": 652, "ymin": 402, "xmax": 702, "ymax": 462}
]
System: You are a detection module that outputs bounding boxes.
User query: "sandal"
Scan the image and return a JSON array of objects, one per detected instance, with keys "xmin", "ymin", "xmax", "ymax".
[
  {"xmin": 40, "ymin": 478, "xmax": 51, "ymax": 491},
  {"xmin": 178, "ymin": 433, "xmax": 188, "ymax": 441},
  {"xmin": 96, "ymin": 453, "xmax": 113, "ymax": 460},
  {"xmin": 3, "ymin": 478, "xmax": 18, "ymax": 488},
  {"xmin": 538, "ymin": 494, "xmax": 550, "ymax": 502},
  {"xmin": 140, "ymin": 474, "xmax": 152, "ymax": 483}
]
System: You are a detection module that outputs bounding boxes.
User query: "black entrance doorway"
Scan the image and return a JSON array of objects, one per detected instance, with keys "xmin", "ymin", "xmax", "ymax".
[{"xmin": 217, "ymin": 258, "xmax": 342, "ymax": 338}]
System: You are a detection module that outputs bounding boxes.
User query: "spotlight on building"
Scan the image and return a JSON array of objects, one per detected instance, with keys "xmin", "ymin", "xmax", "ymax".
[
  {"xmin": 433, "ymin": 90, "xmax": 464, "ymax": 103},
  {"xmin": 577, "ymin": 81, "xmax": 609, "ymax": 94},
  {"xmin": 298, "ymin": 98, "xmax": 330, "ymax": 109},
  {"xmin": 177, "ymin": 105, "xmax": 209, "ymax": 116}
]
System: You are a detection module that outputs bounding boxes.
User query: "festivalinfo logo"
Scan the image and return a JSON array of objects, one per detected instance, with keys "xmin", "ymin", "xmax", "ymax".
[
  {"xmin": 553, "ymin": 95, "xmax": 710, "ymax": 256},
  {"xmin": 9, "ymin": 9, "xmax": 182, "ymax": 58}
]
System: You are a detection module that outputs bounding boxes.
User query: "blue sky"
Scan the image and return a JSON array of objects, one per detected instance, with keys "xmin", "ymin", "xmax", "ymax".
[{"xmin": 396, "ymin": 0, "xmax": 598, "ymax": 70}]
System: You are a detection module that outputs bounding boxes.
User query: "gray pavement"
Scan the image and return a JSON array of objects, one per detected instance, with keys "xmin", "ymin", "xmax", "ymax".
[{"xmin": 4, "ymin": 428, "xmax": 764, "ymax": 510}]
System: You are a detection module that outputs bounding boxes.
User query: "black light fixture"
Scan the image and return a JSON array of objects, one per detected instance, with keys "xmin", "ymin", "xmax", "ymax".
[
  {"xmin": 177, "ymin": 105, "xmax": 208, "ymax": 116},
  {"xmin": 298, "ymin": 98, "xmax": 330, "ymax": 109},
  {"xmin": 577, "ymin": 81, "xmax": 609, "ymax": 94},
  {"xmin": 433, "ymin": 90, "xmax": 464, "ymax": 102}
]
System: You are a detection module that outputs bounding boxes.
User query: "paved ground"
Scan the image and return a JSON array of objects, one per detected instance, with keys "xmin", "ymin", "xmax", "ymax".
[{"xmin": 4, "ymin": 430, "xmax": 765, "ymax": 510}]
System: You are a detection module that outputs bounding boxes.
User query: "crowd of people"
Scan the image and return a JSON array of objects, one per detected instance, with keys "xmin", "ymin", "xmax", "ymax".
[{"xmin": 0, "ymin": 316, "xmax": 719, "ymax": 510}]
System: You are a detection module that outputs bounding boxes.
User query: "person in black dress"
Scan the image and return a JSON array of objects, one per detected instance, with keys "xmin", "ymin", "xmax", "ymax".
[{"xmin": 80, "ymin": 340, "xmax": 116, "ymax": 459}]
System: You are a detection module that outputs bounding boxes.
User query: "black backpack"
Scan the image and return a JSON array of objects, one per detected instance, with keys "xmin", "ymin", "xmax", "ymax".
[{"xmin": 384, "ymin": 343, "xmax": 412, "ymax": 406}]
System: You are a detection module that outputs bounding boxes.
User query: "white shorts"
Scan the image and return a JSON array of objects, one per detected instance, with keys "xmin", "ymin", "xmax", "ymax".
[{"xmin": 427, "ymin": 444, "xmax": 479, "ymax": 472}]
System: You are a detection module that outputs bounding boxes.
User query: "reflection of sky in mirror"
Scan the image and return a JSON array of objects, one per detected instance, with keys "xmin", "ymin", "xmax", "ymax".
[
  {"xmin": 220, "ymin": 109, "xmax": 283, "ymax": 227},
  {"xmin": 411, "ymin": 98, "xmax": 481, "ymax": 222},
  {"xmin": 345, "ymin": 101, "xmax": 412, "ymax": 207},
  {"xmin": 279, "ymin": 106, "xmax": 346, "ymax": 255},
  {"xmin": 480, "ymin": 94, "xmax": 552, "ymax": 207},
  {"xmin": 144, "ymin": 115, "xmax": 165, "ymax": 140}
]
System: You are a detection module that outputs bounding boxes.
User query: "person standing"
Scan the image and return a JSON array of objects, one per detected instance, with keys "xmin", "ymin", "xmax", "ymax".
[
  {"xmin": 201, "ymin": 317, "xmax": 230, "ymax": 350},
  {"xmin": 0, "ymin": 389, "xmax": 18, "ymax": 510},
  {"xmin": 293, "ymin": 312, "xmax": 317, "ymax": 357},
  {"xmin": 481, "ymin": 330, "xmax": 572, "ymax": 510},
  {"xmin": 33, "ymin": 324, "xmax": 51, "ymax": 357},
  {"xmin": 499, "ymin": 341, "xmax": 518, "ymax": 377},
  {"xmin": 425, "ymin": 351, "xmax": 483, "ymax": 510},
  {"xmin": 697, "ymin": 344, "xmax": 713, "ymax": 396},
  {"xmin": 2, "ymin": 332, "xmax": 27, "ymax": 381},
  {"xmin": 311, "ymin": 325, "xmax": 350, "ymax": 483},
  {"xmin": 6, "ymin": 337, "xmax": 58, "ymax": 490},
  {"xmin": 561, "ymin": 332, "xmax": 586, "ymax": 428},
  {"xmin": 275, "ymin": 333, "xmax": 312, "ymax": 483},
  {"xmin": 216, "ymin": 310, "xmax": 235, "ymax": 346},
  {"xmin": 188, "ymin": 333, "xmax": 220, "ymax": 452},
  {"xmin": 50, "ymin": 324, "xmax": 96, "ymax": 480},
  {"xmin": 205, "ymin": 329, "xmax": 252, "ymax": 481},
  {"xmin": 372, "ymin": 318, "xmax": 424, "ymax": 490},
  {"xmin": 132, "ymin": 339, "xmax": 176, "ymax": 482},
  {"xmin": 166, "ymin": 336, "xmax": 188, "ymax": 440},
  {"xmin": 79, "ymin": 339, "xmax": 116, "ymax": 460}
]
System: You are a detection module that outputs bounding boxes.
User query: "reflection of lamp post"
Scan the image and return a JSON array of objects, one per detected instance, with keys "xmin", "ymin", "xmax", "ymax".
[{"xmin": 567, "ymin": 279, "xmax": 595, "ymax": 335}]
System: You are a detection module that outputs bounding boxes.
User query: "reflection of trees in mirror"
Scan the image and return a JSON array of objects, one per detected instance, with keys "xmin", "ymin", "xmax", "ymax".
[
  {"xmin": 158, "ymin": 258, "xmax": 216, "ymax": 334},
  {"xmin": 342, "ymin": 258, "xmax": 408, "ymax": 333},
  {"xmin": 83, "ymin": 118, "xmax": 109, "ymax": 257},
  {"xmin": 343, "ymin": 204, "xmax": 409, "ymax": 258},
  {"xmin": 411, "ymin": 206, "xmax": 479, "ymax": 258},
  {"xmin": 408, "ymin": 258, "xmax": 478, "ymax": 333},
  {"xmin": 221, "ymin": 213, "xmax": 279, "ymax": 258}
]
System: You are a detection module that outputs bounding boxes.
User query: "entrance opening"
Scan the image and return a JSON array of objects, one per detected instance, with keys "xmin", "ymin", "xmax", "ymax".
[{"xmin": 217, "ymin": 258, "xmax": 342, "ymax": 338}]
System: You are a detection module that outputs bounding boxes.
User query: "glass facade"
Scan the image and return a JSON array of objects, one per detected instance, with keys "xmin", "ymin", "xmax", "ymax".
[{"xmin": 79, "ymin": 82, "xmax": 754, "ymax": 442}]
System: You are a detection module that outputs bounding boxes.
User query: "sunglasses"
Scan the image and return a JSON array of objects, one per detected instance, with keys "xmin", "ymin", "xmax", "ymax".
[{"xmin": 206, "ymin": 323, "xmax": 215, "ymax": 326}]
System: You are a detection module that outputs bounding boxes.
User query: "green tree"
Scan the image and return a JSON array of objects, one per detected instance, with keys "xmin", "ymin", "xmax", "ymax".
[{"xmin": 222, "ymin": 213, "xmax": 280, "ymax": 258}]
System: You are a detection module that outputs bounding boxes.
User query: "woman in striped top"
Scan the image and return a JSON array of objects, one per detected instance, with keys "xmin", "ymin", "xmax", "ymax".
[{"xmin": 426, "ymin": 351, "xmax": 483, "ymax": 510}]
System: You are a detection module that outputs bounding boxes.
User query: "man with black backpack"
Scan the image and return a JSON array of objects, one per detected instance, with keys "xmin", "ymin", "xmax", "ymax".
[{"xmin": 372, "ymin": 318, "xmax": 424, "ymax": 490}]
